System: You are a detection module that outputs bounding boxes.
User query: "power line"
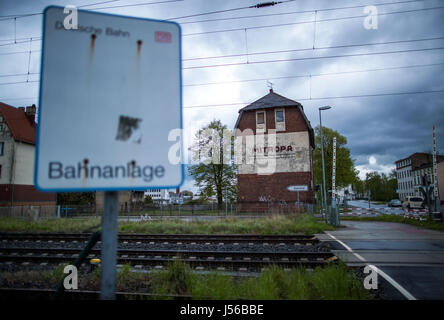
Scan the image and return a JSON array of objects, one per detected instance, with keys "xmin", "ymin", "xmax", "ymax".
[
  {"xmin": 182, "ymin": 5, "xmax": 444, "ymax": 37},
  {"xmin": 2, "ymin": 35, "xmax": 442, "ymax": 60},
  {"xmin": 0, "ymin": 0, "xmax": 183, "ymax": 21},
  {"xmin": 181, "ymin": 89, "xmax": 444, "ymax": 108},
  {"xmin": 166, "ymin": 0, "xmax": 297, "ymax": 20},
  {"xmin": 2, "ymin": 61, "xmax": 443, "ymax": 86},
  {"xmin": 0, "ymin": 1, "xmax": 441, "ymax": 47},
  {"xmin": 183, "ymin": 36, "xmax": 444, "ymax": 61},
  {"xmin": 180, "ymin": 0, "xmax": 430, "ymax": 24},
  {"xmin": 2, "ymin": 89, "xmax": 443, "ymax": 106},
  {"xmin": 183, "ymin": 46, "xmax": 444, "ymax": 70},
  {"xmin": 183, "ymin": 62, "xmax": 444, "ymax": 87}
]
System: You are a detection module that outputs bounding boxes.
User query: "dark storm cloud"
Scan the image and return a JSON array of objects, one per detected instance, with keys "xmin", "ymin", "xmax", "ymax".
[{"xmin": 0, "ymin": 0, "xmax": 443, "ymax": 180}]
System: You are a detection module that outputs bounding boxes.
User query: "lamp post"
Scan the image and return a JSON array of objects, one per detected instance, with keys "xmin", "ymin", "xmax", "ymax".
[{"xmin": 319, "ymin": 106, "xmax": 331, "ymax": 222}]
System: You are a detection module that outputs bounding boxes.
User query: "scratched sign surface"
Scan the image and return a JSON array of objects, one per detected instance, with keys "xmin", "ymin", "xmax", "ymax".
[{"xmin": 36, "ymin": 7, "xmax": 183, "ymax": 191}]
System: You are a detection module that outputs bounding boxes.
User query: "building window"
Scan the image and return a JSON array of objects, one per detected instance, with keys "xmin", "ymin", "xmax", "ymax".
[
  {"xmin": 0, "ymin": 165, "xmax": 2, "ymax": 178},
  {"xmin": 0, "ymin": 142, "xmax": 3, "ymax": 156},
  {"xmin": 256, "ymin": 112, "xmax": 265, "ymax": 125},
  {"xmin": 275, "ymin": 110, "xmax": 284, "ymax": 122}
]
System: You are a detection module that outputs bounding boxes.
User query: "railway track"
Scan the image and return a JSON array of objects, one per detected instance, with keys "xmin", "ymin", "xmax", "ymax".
[
  {"xmin": 0, "ymin": 232, "xmax": 318, "ymax": 245},
  {"xmin": 0, "ymin": 247, "xmax": 336, "ymax": 271}
]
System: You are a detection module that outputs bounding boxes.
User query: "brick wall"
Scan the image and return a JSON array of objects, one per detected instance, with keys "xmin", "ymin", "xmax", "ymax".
[
  {"xmin": 0, "ymin": 184, "xmax": 56, "ymax": 206},
  {"xmin": 236, "ymin": 106, "xmax": 314, "ymax": 211}
]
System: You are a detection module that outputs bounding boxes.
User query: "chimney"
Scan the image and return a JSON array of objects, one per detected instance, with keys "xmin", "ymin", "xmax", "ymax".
[
  {"xmin": 25, "ymin": 104, "xmax": 36, "ymax": 124},
  {"xmin": 269, "ymin": 88, "xmax": 273, "ymax": 93},
  {"xmin": 18, "ymin": 107, "xmax": 25, "ymax": 112}
]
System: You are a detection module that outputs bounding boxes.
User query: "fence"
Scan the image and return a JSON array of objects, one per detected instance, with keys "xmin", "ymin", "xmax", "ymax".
[{"xmin": 0, "ymin": 201, "xmax": 318, "ymax": 220}]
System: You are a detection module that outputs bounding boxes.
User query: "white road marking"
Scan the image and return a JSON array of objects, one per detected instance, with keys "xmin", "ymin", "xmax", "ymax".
[{"xmin": 325, "ymin": 232, "xmax": 417, "ymax": 300}]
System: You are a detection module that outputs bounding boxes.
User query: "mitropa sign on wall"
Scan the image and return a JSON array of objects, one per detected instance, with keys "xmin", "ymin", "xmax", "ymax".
[{"xmin": 35, "ymin": 6, "xmax": 183, "ymax": 191}]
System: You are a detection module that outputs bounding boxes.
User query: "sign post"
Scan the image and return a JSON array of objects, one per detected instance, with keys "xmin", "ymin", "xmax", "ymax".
[
  {"xmin": 101, "ymin": 191, "xmax": 119, "ymax": 300},
  {"xmin": 37, "ymin": 7, "xmax": 183, "ymax": 299}
]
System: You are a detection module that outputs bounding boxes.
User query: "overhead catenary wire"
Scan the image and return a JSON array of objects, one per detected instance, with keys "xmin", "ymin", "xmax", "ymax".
[
  {"xmin": 182, "ymin": 46, "xmax": 444, "ymax": 70},
  {"xmin": 0, "ymin": 35, "xmax": 443, "ymax": 78},
  {"xmin": 2, "ymin": 89, "xmax": 443, "ymax": 106},
  {"xmin": 179, "ymin": 0, "xmax": 431, "ymax": 24},
  {"xmin": 2, "ymin": 61, "xmax": 444, "ymax": 86},
  {"xmin": 0, "ymin": 0, "xmax": 183, "ymax": 21},
  {"xmin": 0, "ymin": 2, "xmax": 441, "ymax": 47}
]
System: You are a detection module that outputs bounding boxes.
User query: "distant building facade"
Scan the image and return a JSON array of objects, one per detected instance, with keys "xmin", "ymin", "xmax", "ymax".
[
  {"xmin": 145, "ymin": 188, "xmax": 170, "ymax": 204},
  {"xmin": 0, "ymin": 102, "xmax": 56, "ymax": 206},
  {"xmin": 95, "ymin": 190, "xmax": 144, "ymax": 212},
  {"xmin": 234, "ymin": 90, "xmax": 315, "ymax": 211},
  {"xmin": 395, "ymin": 153, "xmax": 444, "ymax": 201}
]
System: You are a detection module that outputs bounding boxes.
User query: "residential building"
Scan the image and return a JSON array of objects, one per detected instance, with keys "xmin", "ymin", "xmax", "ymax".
[
  {"xmin": 395, "ymin": 153, "xmax": 444, "ymax": 201},
  {"xmin": 234, "ymin": 89, "xmax": 315, "ymax": 211},
  {"xmin": 0, "ymin": 102, "xmax": 56, "ymax": 206}
]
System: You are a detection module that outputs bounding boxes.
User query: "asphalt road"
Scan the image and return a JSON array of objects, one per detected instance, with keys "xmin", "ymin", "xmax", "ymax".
[{"xmin": 316, "ymin": 220, "xmax": 444, "ymax": 300}]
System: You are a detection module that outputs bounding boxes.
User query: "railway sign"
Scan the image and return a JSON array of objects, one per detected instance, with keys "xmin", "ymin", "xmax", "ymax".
[
  {"xmin": 35, "ymin": 6, "xmax": 183, "ymax": 191},
  {"xmin": 287, "ymin": 185, "xmax": 308, "ymax": 192}
]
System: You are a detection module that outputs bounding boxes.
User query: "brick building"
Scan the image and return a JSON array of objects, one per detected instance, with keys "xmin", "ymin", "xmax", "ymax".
[
  {"xmin": 234, "ymin": 89, "xmax": 315, "ymax": 211},
  {"xmin": 0, "ymin": 102, "xmax": 56, "ymax": 206}
]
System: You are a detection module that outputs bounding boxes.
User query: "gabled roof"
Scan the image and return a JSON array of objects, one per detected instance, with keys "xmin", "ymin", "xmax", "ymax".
[
  {"xmin": 234, "ymin": 90, "xmax": 314, "ymax": 147},
  {"xmin": 239, "ymin": 90, "xmax": 303, "ymax": 112},
  {"xmin": 0, "ymin": 102, "xmax": 36, "ymax": 144}
]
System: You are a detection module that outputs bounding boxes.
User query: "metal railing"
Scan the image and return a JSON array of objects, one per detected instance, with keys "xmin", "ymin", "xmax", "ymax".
[{"xmin": 0, "ymin": 201, "xmax": 319, "ymax": 220}]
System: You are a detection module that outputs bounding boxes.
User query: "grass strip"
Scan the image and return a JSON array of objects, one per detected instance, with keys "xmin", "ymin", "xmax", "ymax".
[{"xmin": 0, "ymin": 214, "xmax": 334, "ymax": 235}]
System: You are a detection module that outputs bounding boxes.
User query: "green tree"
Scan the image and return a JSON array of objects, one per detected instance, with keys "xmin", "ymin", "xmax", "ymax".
[
  {"xmin": 144, "ymin": 195, "xmax": 153, "ymax": 204},
  {"xmin": 188, "ymin": 120, "xmax": 237, "ymax": 206},
  {"xmin": 313, "ymin": 126, "xmax": 358, "ymax": 200},
  {"xmin": 365, "ymin": 171, "xmax": 397, "ymax": 202}
]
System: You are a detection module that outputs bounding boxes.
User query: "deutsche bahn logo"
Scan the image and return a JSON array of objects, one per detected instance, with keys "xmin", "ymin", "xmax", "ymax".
[{"xmin": 155, "ymin": 31, "xmax": 172, "ymax": 43}]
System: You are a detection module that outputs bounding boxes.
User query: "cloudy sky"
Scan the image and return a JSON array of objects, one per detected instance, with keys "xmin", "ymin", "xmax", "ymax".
[{"xmin": 1, "ymin": 0, "xmax": 443, "ymax": 192}]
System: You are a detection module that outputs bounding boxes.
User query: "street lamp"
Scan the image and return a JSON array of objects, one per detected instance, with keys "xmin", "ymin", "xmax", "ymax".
[{"xmin": 319, "ymin": 106, "xmax": 331, "ymax": 222}]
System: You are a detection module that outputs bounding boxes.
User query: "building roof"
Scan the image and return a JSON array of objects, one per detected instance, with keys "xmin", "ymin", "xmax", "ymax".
[
  {"xmin": 239, "ymin": 90, "xmax": 304, "ymax": 112},
  {"xmin": 234, "ymin": 90, "xmax": 314, "ymax": 147},
  {"xmin": 0, "ymin": 102, "xmax": 36, "ymax": 144}
]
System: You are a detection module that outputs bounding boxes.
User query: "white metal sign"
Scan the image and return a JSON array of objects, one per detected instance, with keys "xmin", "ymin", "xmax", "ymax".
[
  {"xmin": 35, "ymin": 7, "xmax": 183, "ymax": 191},
  {"xmin": 332, "ymin": 137, "xmax": 336, "ymax": 198},
  {"xmin": 287, "ymin": 185, "xmax": 308, "ymax": 192}
]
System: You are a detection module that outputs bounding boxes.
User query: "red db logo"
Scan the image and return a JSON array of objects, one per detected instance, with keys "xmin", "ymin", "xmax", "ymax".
[{"xmin": 155, "ymin": 31, "xmax": 172, "ymax": 43}]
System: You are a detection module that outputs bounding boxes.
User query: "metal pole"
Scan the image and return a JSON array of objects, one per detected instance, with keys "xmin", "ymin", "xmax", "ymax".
[
  {"xmin": 100, "ymin": 191, "xmax": 119, "ymax": 300},
  {"xmin": 225, "ymin": 186, "xmax": 228, "ymax": 216},
  {"xmin": 319, "ymin": 109, "xmax": 328, "ymax": 222},
  {"xmin": 320, "ymin": 183, "xmax": 325, "ymax": 218}
]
